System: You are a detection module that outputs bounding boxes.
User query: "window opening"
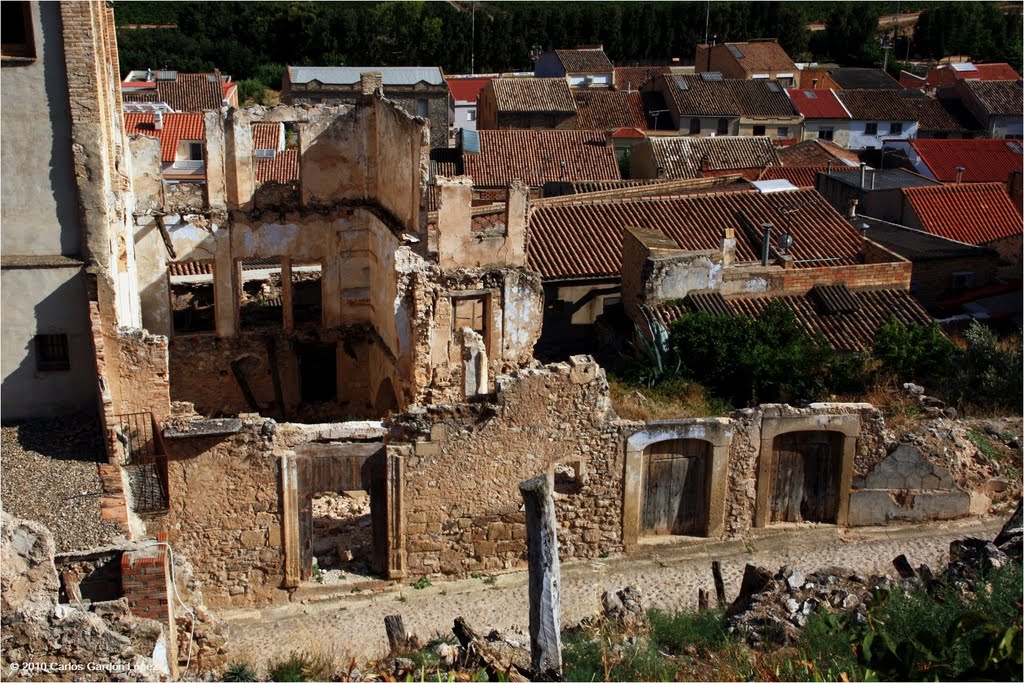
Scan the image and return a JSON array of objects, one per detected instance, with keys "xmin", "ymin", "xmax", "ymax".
[
  {"xmin": 298, "ymin": 343, "xmax": 337, "ymax": 403},
  {"xmin": 239, "ymin": 257, "xmax": 283, "ymax": 329},
  {"xmin": 689, "ymin": 118, "xmax": 701, "ymax": 134},
  {"xmin": 291, "ymin": 260, "xmax": 323, "ymax": 325},
  {"xmin": 1, "ymin": 2, "xmax": 34, "ymax": 59},
  {"xmin": 169, "ymin": 260, "xmax": 216, "ymax": 334},
  {"xmin": 35, "ymin": 334, "xmax": 69, "ymax": 371}
]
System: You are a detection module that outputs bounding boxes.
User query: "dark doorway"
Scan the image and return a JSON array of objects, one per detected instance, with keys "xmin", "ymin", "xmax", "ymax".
[
  {"xmin": 297, "ymin": 343, "xmax": 337, "ymax": 403},
  {"xmin": 770, "ymin": 431, "xmax": 843, "ymax": 524},
  {"xmin": 641, "ymin": 438, "xmax": 712, "ymax": 536}
]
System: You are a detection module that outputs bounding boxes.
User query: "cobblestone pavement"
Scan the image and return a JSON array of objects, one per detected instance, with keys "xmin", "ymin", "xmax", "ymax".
[
  {"xmin": 1, "ymin": 415, "xmax": 124, "ymax": 553},
  {"xmin": 221, "ymin": 515, "xmax": 1006, "ymax": 668}
]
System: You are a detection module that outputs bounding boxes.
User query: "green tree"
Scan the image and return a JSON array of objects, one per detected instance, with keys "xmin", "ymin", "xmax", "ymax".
[
  {"xmin": 872, "ymin": 318, "xmax": 958, "ymax": 389},
  {"xmin": 824, "ymin": 2, "xmax": 884, "ymax": 65}
]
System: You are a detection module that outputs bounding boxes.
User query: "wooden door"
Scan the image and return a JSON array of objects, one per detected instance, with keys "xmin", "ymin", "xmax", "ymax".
[
  {"xmin": 770, "ymin": 432, "xmax": 840, "ymax": 524},
  {"xmin": 641, "ymin": 439, "xmax": 710, "ymax": 536}
]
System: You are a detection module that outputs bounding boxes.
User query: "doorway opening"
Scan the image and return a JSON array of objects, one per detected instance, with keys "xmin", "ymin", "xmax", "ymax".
[
  {"xmin": 769, "ymin": 431, "xmax": 843, "ymax": 524},
  {"xmin": 297, "ymin": 343, "xmax": 337, "ymax": 404},
  {"xmin": 640, "ymin": 438, "xmax": 712, "ymax": 537}
]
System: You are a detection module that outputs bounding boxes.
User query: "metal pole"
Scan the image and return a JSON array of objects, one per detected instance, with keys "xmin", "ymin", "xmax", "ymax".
[
  {"xmin": 704, "ymin": 0, "xmax": 710, "ymax": 45},
  {"xmin": 471, "ymin": 1, "xmax": 476, "ymax": 75}
]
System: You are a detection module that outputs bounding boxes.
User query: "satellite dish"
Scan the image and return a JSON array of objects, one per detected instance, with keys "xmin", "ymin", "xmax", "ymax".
[{"xmin": 778, "ymin": 231, "xmax": 794, "ymax": 254}]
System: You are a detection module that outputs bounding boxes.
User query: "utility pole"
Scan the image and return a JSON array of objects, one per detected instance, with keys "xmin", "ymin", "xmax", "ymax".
[
  {"xmin": 471, "ymin": 1, "xmax": 476, "ymax": 75},
  {"xmin": 704, "ymin": 0, "xmax": 710, "ymax": 45}
]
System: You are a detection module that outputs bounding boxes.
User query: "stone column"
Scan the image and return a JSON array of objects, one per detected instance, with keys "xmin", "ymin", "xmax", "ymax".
[{"xmin": 519, "ymin": 474, "xmax": 562, "ymax": 675}]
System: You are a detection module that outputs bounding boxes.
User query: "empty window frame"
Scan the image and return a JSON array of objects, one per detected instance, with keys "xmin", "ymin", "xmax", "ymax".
[
  {"xmin": 417, "ymin": 99, "xmax": 429, "ymax": 117},
  {"xmin": 239, "ymin": 257, "xmax": 284, "ymax": 329},
  {"xmin": 817, "ymin": 127, "xmax": 834, "ymax": 141},
  {"xmin": 466, "ymin": 108, "xmax": 477, "ymax": 122},
  {"xmin": 752, "ymin": 125, "xmax": 766, "ymax": 136},
  {"xmin": 1, "ymin": 1, "xmax": 34, "ymax": 59},
  {"xmin": 169, "ymin": 260, "xmax": 216, "ymax": 334},
  {"xmin": 452, "ymin": 295, "xmax": 487, "ymax": 337},
  {"xmin": 865, "ymin": 122, "xmax": 878, "ymax": 135},
  {"xmin": 777, "ymin": 126, "xmax": 790, "ymax": 138},
  {"xmin": 188, "ymin": 141, "xmax": 204, "ymax": 161},
  {"xmin": 951, "ymin": 271, "xmax": 975, "ymax": 290},
  {"xmin": 689, "ymin": 117, "xmax": 701, "ymax": 134},
  {"xmin": 889, "ymin": 122, "xmax": 903, "ymax": 135},
  {"xmin": 716, "ymin": 118, "xmax": 730, "ymax": 135},
  {"xmin": 291, "ymin": 260, "xmax": 323, "ymax": 325},
  {"xmin": 35, "ymin": 334, "xmax": 69, "ymax": 371}
]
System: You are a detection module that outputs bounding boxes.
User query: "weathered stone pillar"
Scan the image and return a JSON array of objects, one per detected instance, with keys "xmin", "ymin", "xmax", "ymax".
[
  {"xmin": 519, "ymin": 474, "xmax": 562, "ymax": 675},
  {"xmin": 462, "ymin": 327, "xmax": 488, "ymax": 398}
]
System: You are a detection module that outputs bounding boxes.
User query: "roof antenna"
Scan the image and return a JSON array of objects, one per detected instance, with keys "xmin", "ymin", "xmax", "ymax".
[
  {"xmin": 704, "ymin": 0, "xmax": 711, "ymax": 45},
  {"xmin": 955, "ymin": 165, "xmax": 965, "ymax": 185}
]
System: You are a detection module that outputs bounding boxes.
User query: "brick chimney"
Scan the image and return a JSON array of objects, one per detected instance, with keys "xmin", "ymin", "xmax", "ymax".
[
  {"xmin": 721, "ymin": 227, "xmax": 736, "ymax": 266},
  {"xmin": 360, "ymin": 71, "xmax": 383, "ymax": 97}
]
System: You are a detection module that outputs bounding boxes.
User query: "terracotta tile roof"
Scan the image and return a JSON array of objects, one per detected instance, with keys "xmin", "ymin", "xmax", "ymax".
[
  {"xmin": 615, "ymin": 66, "xmax": 670, "ymax": 90},
  {"xmin": 527, "ymin": 188, "xmax": 863, "ymax": 280},
  {"xmin": 907, "ymin": 139, "xmax": 1023, "ymax": 183},
  {"xmin": 555, "ymin": 48, "xmax": 613, "ymax": 73},
  {"xmin": 489, "ymin": 78, "xmax": 576, "ymax": 113},
  {"xmin": 123, "ymin": 72, "xmax": 226, "ymax": 112},
  {"xmin": 901, "ymin": 95, "xmax": 967, "ymax": 133},
  {"xmin": 901, "ymin": 183, "xmax": 1023, "ymax": 245},
  {"xmin": 124, "ymin": 112, "xmax": 205, "ymax": 162},
  {"xmin": 168, "ymin": 261, "xmax": 213, "ymax": 277},
  {"xmin": 652, "ymin": 287, "xmax": 932, "ymax": 352},
  {"xmin": 573, "ymin": 90, "xmax": 646, "ymax": 130},
  {"xmin": 648, "ymin": 136, "xmax": 781, "ymax": 179},
  {"xmin": 447, "ymin": 76, "xmax": 493, "ymax": 103},
  {"xmin": 251, "ymin": 122, "xmax": 283, "ymax": 151},
  {"xmin": 254, "ymin": 149, "xmax": 299, "ymax": 185},
  {"xmin": 757, "ymin": 166, "xmax": 839, "ymax": 188},
  {"xmin": 463, "ymin": 130, "xmax": 620, "ymax": 187},
  {"xmin": 836, "ymin": 89, "xmax": 917, "ymax": 121},
  {"xmin": 538, "ymin": 175, "xmax": 749, "ymax": 205},
  {"xmin": 968, "ymin": 63, "xmax": 1022, "ymax": 81},
  {"xmin": 778, "ymin": 139, "xmax": 861, "ymax": 166},
  {"xmin": 961, "ymin": 79, "xmax": 1024, "ymax": 116},
  {"xmin": 786, "ymin": 89, "xmax": 850, "ymax": 119},
  {"xmin": 726, "ymin": 79, "xmax": 798, "ymax": 117},
  {"xmin": 828, "ymin": 68, "xmax": 902, "ymax": 90},
  {"xmin": 722, "ymin": 40, "xmax": 797, "ymax": 74},
  {"xmin": 664, "ymin": 75, "xmax": 739, "ymax": 117}
]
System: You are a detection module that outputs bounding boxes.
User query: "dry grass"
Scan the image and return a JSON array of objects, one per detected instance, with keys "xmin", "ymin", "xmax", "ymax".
[{"xmin": 608, "ymin": 377, "xmax": 730, "ymax": 421}]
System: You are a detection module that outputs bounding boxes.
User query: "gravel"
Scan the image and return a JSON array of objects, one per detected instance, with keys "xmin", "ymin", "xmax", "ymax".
[{"xmin": 1, "ymin": 413, "xmax": 126, "ymax": 553}]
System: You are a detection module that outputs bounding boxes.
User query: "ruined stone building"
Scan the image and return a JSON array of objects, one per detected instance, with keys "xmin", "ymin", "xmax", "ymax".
[{"xmin": 1, "ymin": 5, "xmax": 1008, "ymax": 666}]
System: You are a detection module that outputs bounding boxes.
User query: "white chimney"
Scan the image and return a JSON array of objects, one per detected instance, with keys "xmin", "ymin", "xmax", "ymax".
[{"xmin": 154, "ymin": 111, "xmax": 164, "ymax": 130}]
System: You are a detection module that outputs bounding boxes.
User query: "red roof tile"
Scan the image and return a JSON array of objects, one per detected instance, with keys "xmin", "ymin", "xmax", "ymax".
[
  {"xmin": 489, "ymin": 78, "xmax": 576, "ymax": 113},
  {"xmin": 573, "ymin": 90, "xmax": 646, "ymax": 130},
  {"xmin": 652, "ymin": 288, "xmax": 931, "ymax": 352},
  {"xmin": 123, "ymin": 72, "xmax": 227, "ymax": 112},
  {"xmin": 648, "ymin": 136, "xmax": 781, "ymax": 179},
  {"xmin": 527, "ymin": 188, "xmax": 863, "ymax": 280},
  {"xmin": 555, "ymin": 48, "xmax": 613, "ymax": 73},
  {"xmin": 970, "ymin": 63, "xmax": 1022, "ymax": 81},
  {"xmin": 902, "ymin": 183, "xmax": 1022, "ymax": 245},
  {"xmin": 778, "ymin": 139, "xmax": 861, "ymax": 167},
  {"xmin": 254, "ymin": 149, "xmax": 299, "ymax": 185},
  {"xmin": 786, "ymin": 89, "xmax": 850, "ymax": 119},
  {"xmin": 124, "ymin": 112, "xmax": 205, "ymax": 162},
  {"xmin": 908, "ymin": 139, "xmax": 1023, "ymax": 183},
  {"xmin": 463, "ymin": 130, "xmax": 620, "ymax": 187},
  {"xmin": 447, "ymin": 77, "xmax": 493, "ymax": 104},
  {"xmin": 614, "ymin": 66, "xmax": 670, "ymax": 90},
  {"xmin": 721, "ymin": 40, "xmax": 797, "ymax": 74},
  {"xmin": 251, "ymin": 122, "xmax": 283, "ymax": 151}
]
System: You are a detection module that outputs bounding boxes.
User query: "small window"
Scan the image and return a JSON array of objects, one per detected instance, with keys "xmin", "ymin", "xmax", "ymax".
[
  {"xmin": 35, "ymin": 334, "xmax": 70, "ymax": 371},
  {"xmin": 889, "ymin": 122, "xmax": 903, "ymax": 135},
  {"xmin": 777, "ymin": 126, "xmax": 789, "ymax": 138},
  {"xmin": 452, "ymin": 295, "xmax": 487, "ymax": 336},
  {"xmin": 716, "ymin": 118, "xmax": 729, "ymax": 135},
  {"xmin": 689, "ymin": 118, "xmax": 701, "ymax": 134},
  {"xmin": 417, "ymin": 99, "xmax": 429, "ymax": 117},
  {"xmin": 818, "ymin": 127, "xmax": 834, "ymax": 141},
  {"xmin": 752, "ymin": 125, "xmax": 766, "ymax": 136},
  {"xmin": 466, "ymin": 108, "xmax": 477, "ymax": 122},
  {"xmin": 865, "ymin": 122, "xmax": 878, "ymax": 135},
  {"xmin": 1, "ymin": 1, "xmax": 34, "ymax": 60},
  {"xmin": 951, "ymin": 271, "xmax": 975, "ymax": 290},
  {"xmin": 188, "ymin": 142, "xmax": 203, "ymax": 161}
]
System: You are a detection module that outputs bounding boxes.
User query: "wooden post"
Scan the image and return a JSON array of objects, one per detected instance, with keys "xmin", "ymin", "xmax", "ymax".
[
  {"xmin": 519, "ymin": 474, "xmax": 562, "ymax": 676},
  {"xmin": 698, "ymin": 588, "xmax": 709, "ymax": 611},
  {"xmin": 712, "ymin": 560, "xmax": 726, "ymax": 608},
  {"xmin": 384, "ymin": 614, "xmax": 408, "ymax": 653}
]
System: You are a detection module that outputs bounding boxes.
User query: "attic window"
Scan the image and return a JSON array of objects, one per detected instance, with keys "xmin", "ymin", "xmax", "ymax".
[
  {"xmin": 766, "ymin": 81, "xmax": 782, "ymax": 93},
  {"xmin": 701, "ymin": 72, "xmax": 724, "ymax": 82},
  {"xmin": 254, "ymin": 149, "xmax": 276, "ymax": 158},
  {"xmin": 727, "ymin": 44, "xmax": 745, "ymax": 59},
  {"xmin": 804, "ymin": 91, "xmax": 818, "ymax": 100},
  {"xmin": 810, "ymin": 284, "xmax": 860, "ymax": 315},
  {"xmin": 1, "ymin": 1, "xmax": 34, "ymax": 60}
]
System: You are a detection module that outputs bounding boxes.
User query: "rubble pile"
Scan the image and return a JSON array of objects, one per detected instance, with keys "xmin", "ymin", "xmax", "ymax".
[
  {"xmin": 311, "ymin": 491, "xmax": 373, "ymax": 581},
  {"xmin": 726, "ymin": 501, "xmax": 1023, "ymax": 646},
  {"xmin": 0, "ymin": 513, "xmax": 170, "ymax": 681}
]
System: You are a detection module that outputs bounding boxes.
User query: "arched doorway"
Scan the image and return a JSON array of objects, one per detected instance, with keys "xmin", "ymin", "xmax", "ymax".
[
  {"xmin": 769, "ymin": 431, "xmax": 843, "ymax": 524},
  {"xmin": 641, "ymin": 438, "xmax": 713, "ymax": 537}
]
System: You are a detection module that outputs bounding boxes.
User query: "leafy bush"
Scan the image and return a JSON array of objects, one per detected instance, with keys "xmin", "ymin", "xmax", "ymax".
[
  {"xmin": 668, "ymin": 301, "xmax": 847, "ymax": 405},
  {"xmin": 222, "ymin": 661, "xmax": 256, "ymax": 682},
  {"xmin": 237, "ymin": 78, "xmax": 269, "ymax": 106},
  {"xmin": 950, "ymin": 322, "xmax": 1023, "ymax": 410},
  {"xmin": 872, "ymin": 318, "xmax": 958, "ymax": 388},
  {"xmin": 411, "ymin": 576, "xmax": 432, "ymax": 590},
  {"xmin": 266, "ymin": 649, "xmax": 333, "ymax": 682},
  {"xmin": 648, "ymin": 607, "xmax": 733, "ymax": 655}
]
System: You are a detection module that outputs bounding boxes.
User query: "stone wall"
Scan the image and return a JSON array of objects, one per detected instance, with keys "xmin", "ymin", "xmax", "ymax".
[
  {"xmin": 157, "ymin": 418, "xmax": 287, "ymax": 608},
  {"xmin": 390, "ymin": 357, "xmax": 628, "ymax": 576}
]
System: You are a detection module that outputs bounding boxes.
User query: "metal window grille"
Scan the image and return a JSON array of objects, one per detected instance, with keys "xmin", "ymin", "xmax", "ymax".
[
  {"xmin": 35, "ymin": 334, "xmax": 70, "ymax": 371},
  {"xmin": 114, "ymin": 412, "xmax": 169, "ymax": 513}
]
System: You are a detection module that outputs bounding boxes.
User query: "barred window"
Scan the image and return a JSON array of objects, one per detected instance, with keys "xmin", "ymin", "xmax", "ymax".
[{"xmin": 35, "ymin": 334, "xmax": 70, "ymax": 371}]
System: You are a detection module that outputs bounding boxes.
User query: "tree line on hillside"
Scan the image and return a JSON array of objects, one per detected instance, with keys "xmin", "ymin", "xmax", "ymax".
[{"xmin": 114, "ymin": 1, "xmax": 1021, "ymax": 94}]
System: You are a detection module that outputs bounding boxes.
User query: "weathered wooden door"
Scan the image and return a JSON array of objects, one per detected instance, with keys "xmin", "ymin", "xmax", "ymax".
[
  {"xmin": 641, "ymin": 439, "xmax": 710, "ymax": 536},
  {"xmin": 770, "ymin": 431, "xmax": 840, "ymax": 523}
]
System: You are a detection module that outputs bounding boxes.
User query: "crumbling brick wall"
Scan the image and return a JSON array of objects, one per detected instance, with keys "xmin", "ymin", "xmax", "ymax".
[{"xmin": 390, "ymin": 358, "xmax": 628, "ymax": 576}]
